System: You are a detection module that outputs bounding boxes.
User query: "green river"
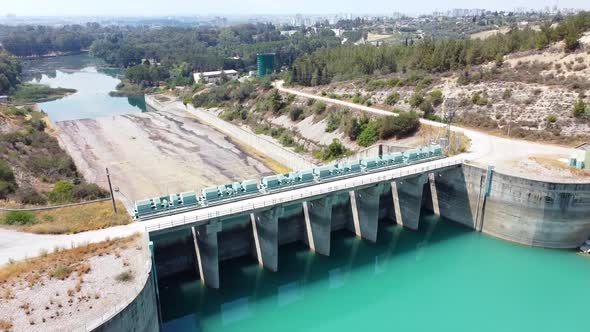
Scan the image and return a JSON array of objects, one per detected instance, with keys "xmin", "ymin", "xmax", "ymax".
[
  {"xmin": 23, "ymin": 54, "xmax": 146, "ymax": 122},
  {"xmin": 159, "ymin": 214, "xmax": 590, "ymax": 332}
]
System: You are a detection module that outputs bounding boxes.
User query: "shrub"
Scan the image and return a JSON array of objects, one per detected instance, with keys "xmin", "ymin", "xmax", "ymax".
[
  {"xmin": 313, "ymin": 101, "xmax": 326, "ymax": 114},
  {"xmin": 116, "ymin": 271, "xmax": 134, "ymax": 282},
  {"xmin": 278, "ymin": 132, "xmax": 296, "ymax": 147},
  {"xmin": 379, "ymin": 111, "xmax": 421, "ymax": 139},
  {"xmin": 322, "ymin": 139, "xmax": 348, "ymax": 161},
  {"xmin": 52, "ymin": 265, "xmax": 73, "ymax": 280},
  {"xmin": 385, "ymin": 92, "xmax": 400, "ymax": 106},
  {"xmin": 502, "ymin": 89, "xmax": 512, "ymax": 100},
  {"xmin": 408, "ymin": 93, "xmax": 424, "ymax": 108},
  {"xmin": 15, "ymin": 187, "xmax": 47, "ymax": 205},
  {"xmin": 289, "ymin": 106, "xmax": 304, "ymax": 121},
  {"xmin": 3, "ymin": 211, "xmax": 36, "ymax": 225},
  {"xmin": 547, "ymin": 114, "xmax": 557, "ymax": 123},
  {"xmin": 72, "ymin": 183, "xmax": 109, "ymax": 201},
  {"xmin": 325, "ymin": 112, "xmax": 342, "ymax": 132},
  {"xmin": 429, "ymin": 90, "xmax": 444, "ymax": 106},
  {"xmin": 357, "ymin": 122, "xmax": 380, "ymax": 147},
  {"xmin": 573, "ymin": 99, "xmax": 587, "ymax": 118},
  {"xmin": 48, "ymin": 180, "xmax": 75, "ymax": 204},
  {"xmin": 344, "ymin": 117, "xmax": 363, "ymax": 140},
  {"xmin": 0, "ymin": 160, "xmax": 17, "ymax": 198}
]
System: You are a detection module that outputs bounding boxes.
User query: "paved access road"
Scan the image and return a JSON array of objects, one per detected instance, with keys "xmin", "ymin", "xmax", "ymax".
[{"xmin": 274, "ymin": 81, "xmax": 579, "ymax": 181}]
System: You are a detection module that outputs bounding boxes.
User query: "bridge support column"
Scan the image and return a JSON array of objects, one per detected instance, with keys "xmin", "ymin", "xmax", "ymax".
[
  {"xmin": 192, "ymin": 221, "xmax": 221, "ymax": 289},
  {"xmin": 350, "ymin": 185, "xmax": 382, "ymax": 242},
  {"xmin": 251, "ymin": 206, "xmax": 284, "ymax": 272},
  {"xmin": 392, "ymin": 174, "xmax": 428, "ymax": 230},
  {"xmin": 429, "ymin": 173, "xmax": 441, "ymax": 216},
  {"xmin": 303, "ymin": 195, "xmax": 334, "ymax": 256}
]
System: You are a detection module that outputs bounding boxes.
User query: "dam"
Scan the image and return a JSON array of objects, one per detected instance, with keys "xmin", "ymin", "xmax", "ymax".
[{"xmin": 142, "ymin": 156, "xmax": 590, "ymax": 292}]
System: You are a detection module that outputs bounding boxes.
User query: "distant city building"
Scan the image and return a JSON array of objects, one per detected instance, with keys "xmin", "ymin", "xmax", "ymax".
[
  {"xmin": 193, "ymin": 70, "xmax": 238, "ymax": 84},
  {"xmin": 280, "ymin": 30, "xmax": 298, "ymax": 36},
  {"xmin": 257, "ymin": 53, "xmax": 275, "ymax": 78}
]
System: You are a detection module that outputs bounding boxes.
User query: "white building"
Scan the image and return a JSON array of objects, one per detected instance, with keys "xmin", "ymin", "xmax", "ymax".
[{"xmin": 193, "ymin": 70, "xmax": 239, "ymax": 84}]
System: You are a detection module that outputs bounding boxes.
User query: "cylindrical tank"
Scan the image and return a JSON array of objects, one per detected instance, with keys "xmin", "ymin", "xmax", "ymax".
[{"xmin": 257, "ymin": 53, "xmax": 275, "ymax": 77}]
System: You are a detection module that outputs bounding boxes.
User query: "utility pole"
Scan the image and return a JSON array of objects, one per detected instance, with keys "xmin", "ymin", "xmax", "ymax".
[
  {"xmin": 507, "ymin": 106, "xmax": 514, "ymax": 138},
  {"xmin": 106, "ymin": 168, "xmax": 117, "ymax": 213}
]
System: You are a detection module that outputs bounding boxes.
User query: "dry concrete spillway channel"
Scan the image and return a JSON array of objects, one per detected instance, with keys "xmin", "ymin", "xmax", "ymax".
[{"xmin": 55, "ymin": 106, "xmax": 274, "ymax": 206}]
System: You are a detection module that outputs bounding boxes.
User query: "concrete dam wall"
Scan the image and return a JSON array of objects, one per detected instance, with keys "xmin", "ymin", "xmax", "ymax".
[
  {"xmin": 433, "ymin": 164, "xmax": 590, "ymax": 248},
  {"xmin": 150, "ymin": 163, "xmax": 590, "ymax": 289}
]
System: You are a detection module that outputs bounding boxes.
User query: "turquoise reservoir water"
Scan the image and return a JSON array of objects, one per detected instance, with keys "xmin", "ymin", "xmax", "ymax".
[
  {"xmin": 23, "ymin": 54, "xmax": 146, "ymax": 122},
  {"xmin": 159, "ymin": 214, "xmax": 590, "ymax": 332}
]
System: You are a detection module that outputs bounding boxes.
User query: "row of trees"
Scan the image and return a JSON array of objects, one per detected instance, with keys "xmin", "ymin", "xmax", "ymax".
[
  {"xmin": 291, "ymin": 12, "xmax": 590, "ymax": 86},
  {"xmin": 0, "ymin": 24, "xmax": 97, "ymax": 56},
  {"xmin": 0, "ymin": 52, "xmax": 21, "ymax": 95}
]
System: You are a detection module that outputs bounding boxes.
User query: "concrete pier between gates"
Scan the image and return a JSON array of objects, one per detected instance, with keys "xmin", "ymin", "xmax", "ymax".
[
  {"xmin": 350, "ymin": 185, "xmax": 382, "ymax": 242},
  {"xmin": 303, "ymin": 196, "xmax": 334, "ymax": 255},
  {"xmin": 251, "ymin": 206, "xmax": 284, "ymax": 271},
  {"xmin": 391, "ymin": 174, "xmax": 427, "ymax": 230},
  {"xmin": 191, "ymin": 222, "xmax": 221, "ymax": 289}
]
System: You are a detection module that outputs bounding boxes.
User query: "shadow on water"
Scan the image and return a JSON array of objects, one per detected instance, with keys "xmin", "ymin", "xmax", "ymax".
[{"xmin": 158, "ymin": 212, "xmax": 474, "ymax": 331}]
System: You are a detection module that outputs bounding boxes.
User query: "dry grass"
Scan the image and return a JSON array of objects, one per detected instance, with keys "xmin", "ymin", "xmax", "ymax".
[
  {"xmin": 0, "ymin": 234, "xmax": 140, "ymax": 286},
  {"xmin": 416, "ymin": 125, "xmax": 471, "ymax": 156},
  {"xmin": 226, "ymin": 137, "xmax": 291, "ymax": 173},
  {"xmin": 0, "ymin": 200, "xmax": 131, "ymax": 234},
  {"xmin": 530, "ymin": 156, "xmax": 590, "ymax": 177},
  {"xmin": 0, "ymin": 318, "xmax": 13, "ymax": 331}
]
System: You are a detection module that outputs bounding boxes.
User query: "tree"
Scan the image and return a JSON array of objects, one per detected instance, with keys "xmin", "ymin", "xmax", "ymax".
[
  {"xmin": 573, "ymin": 99, "xmax": 587, "ymax": 118},
  {"xmin": 267, "ymin": 89, "xmax": 284, "ymax": 113},
  {"xmin": 0, "ymin": 160, "xmax": 17, "ymax": 198}
]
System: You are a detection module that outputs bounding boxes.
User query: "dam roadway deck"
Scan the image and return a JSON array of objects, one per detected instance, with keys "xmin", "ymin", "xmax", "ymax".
[{"xmin": 142, "ymin": 157, "xmax": 463, "ymax": 235}]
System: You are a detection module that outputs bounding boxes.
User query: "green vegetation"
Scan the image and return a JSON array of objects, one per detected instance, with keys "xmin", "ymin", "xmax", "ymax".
[
  {"xmin": 313, "ymin": 101, "xmax": 327, "ymax": 114},
  {"xmin": 0, "ymin": 105, "xmax": 109, "ymax": 205},
  {"xmin": 3, "ymin": 211, "xmax": 36, "ymax": 225},
  {"xmin": 289, "ymin": 106, "xmax": 304, "ymax": 121},
  {"xmin": 357, "ymin": 121, "xmax": 380, "ymax": 147},
  {"xmin": 0, "ymin": 160, "xmax": 17, "ymax": 199},
  {"xmin": 547, "ymin": 114, "xmax": 558, "ymax": 123},
  {"xmin": 116, "ymin": 270, "xmax": 134, "ymax": 282},
  {"xmin": 0, "ymin": 200, "xmax": 130, "ymax": 234},
  {"xmin": 573, "ymin": 99, "xmax": 588, "ymax": 118},
  {"xmin": 385, "ymin": 92, "xmax": 400, "ymax": 106},
  {"xmin": 0, "ymin": 52, "xmax": 21, "ymax": 95},
  {"xmin": 291, "ymin": 12, "xmax": 590, "ymax": 86},
  {"xmin": 314, "ymin": 139, "xmax": 349, "ymax": 161},
  {"xmin": 11, "ymin": 83, "xmax": 76, "ymax": 103}
]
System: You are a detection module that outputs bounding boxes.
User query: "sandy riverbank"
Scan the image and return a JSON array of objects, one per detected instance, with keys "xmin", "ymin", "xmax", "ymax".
[{"xmin": 55, "ymin": 106, "xmax": 273, "ymax": 205}]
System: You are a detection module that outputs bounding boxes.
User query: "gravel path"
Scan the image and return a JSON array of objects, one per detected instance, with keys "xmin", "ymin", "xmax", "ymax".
[{"xmin": 275, "ymin": 81, "xmax": 582, "ymax": 182}]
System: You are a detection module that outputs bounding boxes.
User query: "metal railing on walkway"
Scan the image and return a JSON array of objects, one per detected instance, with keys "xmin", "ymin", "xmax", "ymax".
[{"xmin": 144, "ymin": 158, "xmax": 463, "ymax": 233}]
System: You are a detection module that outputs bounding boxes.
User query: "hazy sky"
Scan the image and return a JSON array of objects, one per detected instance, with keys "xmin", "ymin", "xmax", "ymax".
[{"xmin": 1, "ymin": 0, "xmax": 589, "ymax": 16}]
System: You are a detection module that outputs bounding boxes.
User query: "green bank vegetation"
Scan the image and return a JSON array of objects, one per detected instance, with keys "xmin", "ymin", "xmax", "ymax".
[
  {"xmin": 0, "ymin": 105, "xmax": 109, "ymax": 205},
  {"xmin": 0, "ymin": 200, "xmax": 130, "ymax": 234}
]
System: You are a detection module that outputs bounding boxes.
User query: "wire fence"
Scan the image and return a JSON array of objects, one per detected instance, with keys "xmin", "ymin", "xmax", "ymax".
[
  {"xmin": 145, "ymin": 158, "xmax": 463, "ymax": 233},
  {"xmin": 0, "ymin": 198, "xmax": 111, "ymax": 212}
]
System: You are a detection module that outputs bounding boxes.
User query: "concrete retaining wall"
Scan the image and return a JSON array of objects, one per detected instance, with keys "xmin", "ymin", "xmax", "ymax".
[
  {"xmin": 92, "ymin": 269, "xmax": 160, "ymax": 332},
  {"xmin": 435, "ymin": 164, "xmax": 590, "ymax": 248}
]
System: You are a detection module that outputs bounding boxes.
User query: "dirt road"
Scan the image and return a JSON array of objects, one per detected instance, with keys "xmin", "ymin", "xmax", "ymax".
[
  {"xmin": 275, "ymin": 81, "xmax": 586, "ymax": 182},
  {"xmin": 56, "ymin": 107, "xmax": 273, "ymax": 205}
]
